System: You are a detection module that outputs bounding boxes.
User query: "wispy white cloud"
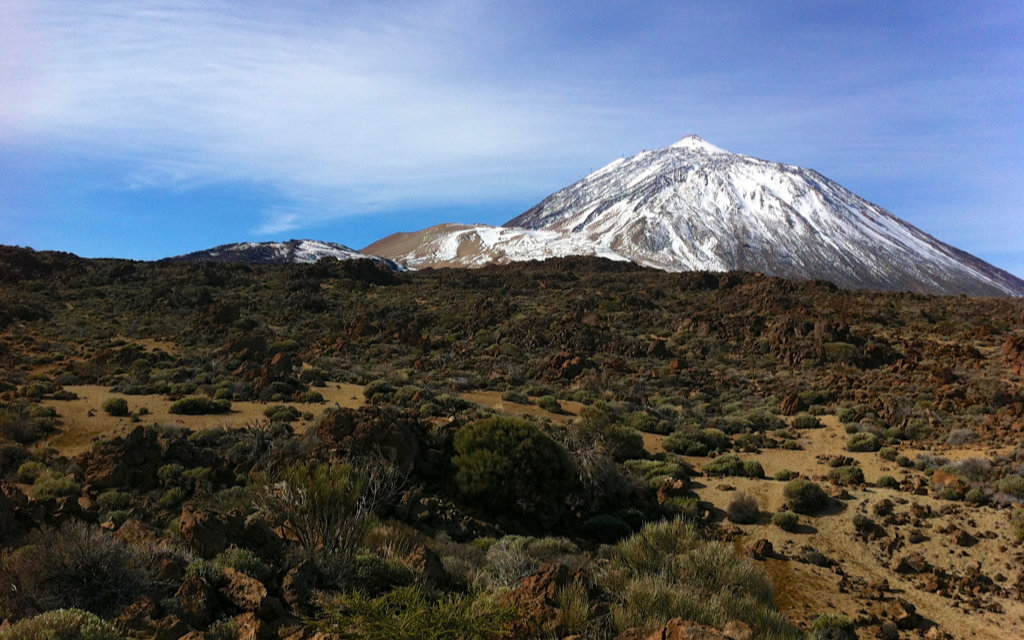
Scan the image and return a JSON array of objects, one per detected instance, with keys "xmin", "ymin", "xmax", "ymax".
[{"xmin": 1, "ymin": 0, "xmax": 1021, "ymax": 273}]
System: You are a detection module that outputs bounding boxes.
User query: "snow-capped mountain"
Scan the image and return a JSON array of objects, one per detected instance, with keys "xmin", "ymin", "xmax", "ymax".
[
  {"xmin": 362, "ymin": 223, "xmax": 630, "ymax": 270},
  {"xmin": 502, "ymin": 135, "xmax": 1024, "ymax": 296},
  {"xmin": 163, "ymin": 239, "xmax": 402, "ymax": 270}
]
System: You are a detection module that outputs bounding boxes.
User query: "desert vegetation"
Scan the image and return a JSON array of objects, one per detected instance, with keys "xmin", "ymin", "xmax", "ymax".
[{"xmin": 1, "ymin": 246, "xmax": 1024, "ymax": 638}]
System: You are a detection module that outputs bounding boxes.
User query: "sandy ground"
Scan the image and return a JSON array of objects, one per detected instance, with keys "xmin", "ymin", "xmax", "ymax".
[
  {"xmin": 677, "ymin": 416, "xmax": 1024, "ymax": 639},
  {"xmin": 460, "ymin": 390, "xmax": 584, "ymax": 425},
  {"xmin": 44, "ymin": 383, "xmax": 366, "ymax": 455}
]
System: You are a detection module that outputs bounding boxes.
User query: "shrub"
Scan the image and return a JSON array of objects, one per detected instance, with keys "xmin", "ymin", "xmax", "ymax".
[
  {"xmin": 256, "ymin": 462, "xmax": 371, "ymax": 560},
  {"xmin": 453, "ymin": 416, "xmax": 573, "ymax": 519},
  {"xmin": 314, "ymin": 585, "xmax": 516, "ymax": 640},
  {"xmin": 536, "ymin": 395, "xmax": 562, "ymax": 413},
  {"xmin": 169, "ymin": 396, "xmax": 231, "ymax": 415},
  {"xmin": 157, "ymin": 462, "xmax": 185, "ymax": 485},
  {"xmin": 500, "ymin": 390, "xmax": 530, "ymax": 404},
  {"xmin": 726, "ymin": 493, "xmax": 760, "ymax": 524},
  {"xmin": 946, "ymin": 428, "xmax": 976, "ymax": 445},
  {"xmin": 97, "ymin": 490, "xmax": 133, "ymax": 511},
  {"xmin": 774, "ymin": 469, "xmax": 797, "ymax": 481},
  {"xmin": 791, "ymin": 414, "xmax": 822, "ymax": 429},
  {"xmin": 0, "ymin": 608, "xmax": 123, "ymax": 640},
  {"xmin": 809, "ymin": 613, "xmax": 856, "ymax": 640},
  {"xmin": 33, "ymin": 472, "xmax": 81, "ymax": 500},
  {"xmin": 872, "ymin": 499, "xmax": 895, "ymax": 517},
  {"xmin": 964, "ymin": 488, "xmax": 988, "ymax": 505},
  {"xmin": 876, "ymin": 475, "xmax": 898, "ymax": 488},
  {"xmin": 102, "ymin": 397, "xmax": 130, "ymax": 417},
  {"xmin": 846, "ymin": 432, "xmax": 881, "ymax": 452},
  {"xmin": 264, "ymin": 404, "xmax": 300, "ymax": 423},
  {"xmin": 299, "ymin": 390, "xmax": 324, "ymax": 403},
  {"xmin": 997, "ymin": 475, "xmax": 1024, "ymax": 499},
  {"xmin": 703, "ymin": 454, "xmax": 763, "ymax": 478},
  {"xmin": 783, "ymin": 480, "xmax": 829, "ymax": 515},
  {"xmin": 0, "ymin": 521, "xmax": 151, "ymax": 619},
  {"xmin": 17, "ymin": 460, "xmax": 46, "ymax": 483},
  {"xmin": 1012, "ymin": 509, "xmax": 1024, "ymax": 542},
  {"xmin": 878, "ymin": 446, "xmax": 898, "ymax": 461},
  {"xmin": 955, "ymin": 457, "xmax": 992, "ymax": 482},
  {"xmin": 771, "ymin": 511, "xmax": 799, "ymax": 531},
  {"xmin": 157, "ymin": 487, "xmax": 185, "ymax": 509},
  {"xmin": 828, "ymin": 465, "xmax": 864, "ymax": 487}
]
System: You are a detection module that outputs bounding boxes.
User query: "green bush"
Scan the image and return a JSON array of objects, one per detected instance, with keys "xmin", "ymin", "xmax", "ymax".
[
  {"xmin": 169, "ymin": 396, "xmax": 231, "ymax": 415},
  {"xmin": 157, "ymin": 463, "xmax": 185, "ymax": 485},
  {"xmin": 771, "ymin": 511, "xmax": 799, "ymax": 532},
  {"xmin": 791, "ymin": 414, "xmax": 822, "ymax": 429},
  {"xmin": 876, "ymin": 475, "xmax": 898, "ymax": 488},
  {"xmin": 453, "ymin": 416, "xmax": 573, "ymax": 519},
  {"xmin": 33, "ymin": 472, "xmax": 81, "ymax": 500},
  {"xmin": 500, "ymin": 390, "xmax": 530, "ymax": 404},
  {"xmin": 536, "ymin": 395, "xmax": 562, "ymax": 413},
  {"xmin": 809, "ymin": 613, "xmax": 856, "ymax": 640},
  {"xmin": 17, "ymin": 460, "xmax": 47, "ymax": 483},
  {"xmin": 102, "ymin": 397, "xmax": 130, "ymax": 417},
  {"xmin": 846, "ymin": 432, "xmax": 881, "ymax": 452},
  {"xmin": 256, "ymin": 462, "xmax": 370, "ymax": 560},
  {"xmin": 878, "ymin": 446, "xmax": 898, "ymax": 461},
  {"xmin": 828, "ymin": 465, "xmax": 864, "ymax": 486},
  {"xmin": 997, "ymin": 475, "xmax": 1024, "ymax": 499},
  {"xmin": 703, "ymin": 454, "xmax": 763, "ymax": 478},
  {"xmin": 726, "ymin": 493, "xmax": 760, "ymax": 524},
  {"xmin": 264, "ymin": 404, "xmax": 301, "ymax": 422},
  {"xmin": 212, "ymin": 547, "xmax": 273, "ymax": 583},
  {"xmin": 774, "ymin": 469, "xmax": 797, "ymax": 481},
  {"xmin": 783, "ymin": 479, "xmax": 829, "ymax": 515},
  {"xmin": 97, "ymin": 490, "xmax": 133, "ymax": 511},
  {"xmin": 314, "ymin": 585, "xmax": 516, "ymax": 640},
  {"xmin": 0, "ymin": 608, "xmax": 123, "ymax": 640}
]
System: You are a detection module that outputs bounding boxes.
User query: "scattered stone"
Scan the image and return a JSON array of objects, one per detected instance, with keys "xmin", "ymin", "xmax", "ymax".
[
  {"xmin": 499, "ymin": 563, "xmax": 573, "ymax": 637},
  {"xmin": 747, "ymin": 539, "xmax": 774, "ymax": 560},
  {"xmin": 890, "ymin": 552, "xmax": 931, "ymax": 575}
]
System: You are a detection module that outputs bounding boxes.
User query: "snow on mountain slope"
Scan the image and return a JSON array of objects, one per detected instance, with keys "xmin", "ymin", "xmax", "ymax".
[
  {"xmin": 163, "ymin": 239, "xmax": 403, "ymax": 270},
  {"xmin": 362, "ymin": 223, "xmax": 630, "ymax": 269},
  {"xmin": 505, "ymin": 135, "xmax": 1024, "ymax": 296}
]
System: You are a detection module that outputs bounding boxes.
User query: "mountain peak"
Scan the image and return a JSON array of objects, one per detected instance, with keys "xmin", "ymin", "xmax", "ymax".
[{"xmin": 669, "ymin": 134, "xmax": 729, "ymax": 154}]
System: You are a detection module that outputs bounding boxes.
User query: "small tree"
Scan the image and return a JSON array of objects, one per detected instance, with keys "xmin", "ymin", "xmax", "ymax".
[
  {"xmin": 453, "ymin": 416, "xmax": 573, "ymax": 519},
  {"xmin": 256, "ymin": 462, "xmax": 371, "ymax": 560}
]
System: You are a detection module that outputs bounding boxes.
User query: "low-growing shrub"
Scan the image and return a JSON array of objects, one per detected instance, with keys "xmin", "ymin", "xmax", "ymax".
[
  {"xmin": 876, "ymin": 475, "xmax": 898, "ymax": 488},
  {"xmin": 0, "ymin": 521, "xmax": 151, "ymax": 618},
  {"xmin": 946, "ymin": 428, "xmax": 976, "ymax": 445},
  {"xmin": 771, "ymin": 510, "xmax": 799, "ymax": 531},
  {"xmin": 169, "ymin": 396, "xmax": 231, "ymax": 415},
  {"xmin": 17, "ymin": 460, "xmax": 46, "ymax": 483},
  {"xmin": 828, "ymin": 465, "xmax": 864, "ymax": 486},
  {"xmin": 726, "ymin": 493, "xmax": 760, "ymax": 524},
  {"xmin": 997, "ymin": 475, "xmax": 1024, "ymax": 500},
  {"xmin": 536, "ymin": 395, "xmax": 562, "ymax": 413},
  {"xmin": 703, "ymin": 454, "xmax": 763, "ymax": 478},
  {"xmin": 33, "ymin": 472, "xmax": 81, "ymax": 500},
  {"xmin": 264, "ymin": 404, "xmax": 300, "ymax": 423},
  {"xmin": 846, "ymin": 432, "xmax": 881, "ymax": 452},
  {"xmin": 500, "ymin": 390, "xmax": 531, "ymax": 404},
  {"xmin": 102, "ymin": 397, "xmax": 130, "ymax": 417},
  {"xmin": 97, "ymin": 490, "xmax": 133, "ymax": 512},
  {"xmin": 791, "ymin": 414, "xmax": 822, "ymax": 429},
  {"xmin": 784, "ymin": 479, "xmax": 829, "ymax": 515},
  {"xmin": 0, "ymin": 608, "xmax": 123, "ymax": 640},
  {"xmin": 314, "ymin": 585, "xmax": 516, "ymax": 640},
  {"xmin": 878, "ymin": 446, "xmax": 898, "ymax": 461},
  {"xmin": 809, "ymin": 613, "xmax": 856, "ymax": 640}
]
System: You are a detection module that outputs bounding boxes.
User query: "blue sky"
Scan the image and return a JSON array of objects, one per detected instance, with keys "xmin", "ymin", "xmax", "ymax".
[{"xmin": 2, "ymin": 1, "xmax": 1022, "ymax": 275}]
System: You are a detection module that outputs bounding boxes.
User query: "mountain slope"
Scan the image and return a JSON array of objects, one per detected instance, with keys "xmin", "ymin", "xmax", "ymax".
[
  {"xmin": 504, "ymin": 135, "xmax": 1024, "ymax": 296},
  {"xmin": 163, "ymin": 239, "xmax": 403, "ymax": 270},
  {"xmin": 362, "ymin": 223, "xmax": 630, "ymax": 270}
]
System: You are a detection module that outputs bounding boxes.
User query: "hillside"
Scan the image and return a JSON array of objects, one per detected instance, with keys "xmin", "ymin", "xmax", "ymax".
[{"xmin": 2, "ymin": 245, "xmax": 1024, "ymax": 639}]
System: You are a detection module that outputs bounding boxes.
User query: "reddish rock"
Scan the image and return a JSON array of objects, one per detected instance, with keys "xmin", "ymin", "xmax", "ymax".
[
  {"xmin": 175, "ymin": 574, "xmax": 222, "ymax": 628},
  {"xmin": 1003, "ymin": 335, "xmax": 1024, "ymax": 377},
  {"xmin": 722, "ymin": 620, "xmax": 753, "ymax": 640},
  {"xmin": 890, "ymin": 552, "xmax": 931, "ymax": 575},
  {"xmin": 657, "ymin": 477, "xmax": 689, "ymax": 503},
  {"xmin": 498, "ymin": 563, "xmax": 572, "ymax": 637},
  {"xmin": 219, "ymin": 567, "xmax": 269, "ymax": 613},
  {"xmin": 747, "ymin": 539, "xmax": 774, "ymax": 560},
  {"xmin": 778, "ymin": 393, "xmax": 805, "ymax": 416},
  {"xmin": 930, "ymin": 469, "xmax": 965, "ymax": 494},
  {"xmin": 179, "ymin": 507, "xmax": 243, "ymax": 558},
  {"xmin": 407, "ymin": 545, "xmax": 450, "ymax": 587},
  {"xmin": 951, "ymin": 528, "xmax": 977, "ymax": 547},
  {"xmin": 233, "ymin": 612, "xmax": 275, "ymax": 640}
]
